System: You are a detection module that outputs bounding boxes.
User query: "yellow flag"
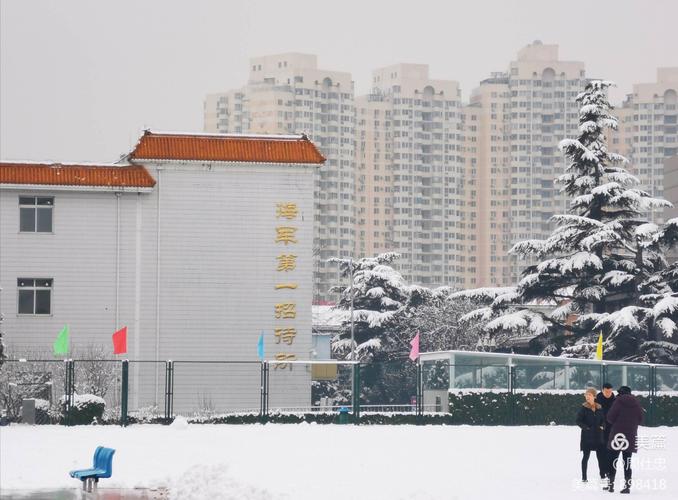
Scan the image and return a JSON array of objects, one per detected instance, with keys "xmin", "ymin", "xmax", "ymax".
[{"xmin": 595, "ymin": 332, "xmax": 603, "ymax": 360}]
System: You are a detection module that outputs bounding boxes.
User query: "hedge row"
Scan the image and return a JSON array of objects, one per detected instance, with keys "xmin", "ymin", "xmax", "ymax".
[
  {"xmin": 447, "ymin": 392, "xmax": 678, "ymax": 426},
  {"xmin": 34, "ymin": 392, "xmax": 676, "ymax": 426},
  {"xmin": 157, "ymin": 393, "xmax": 678, "ymax": 426}
]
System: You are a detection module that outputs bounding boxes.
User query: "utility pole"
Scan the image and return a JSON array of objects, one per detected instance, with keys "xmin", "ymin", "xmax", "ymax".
[
  {"xmin": 349, "ymin": 258, "xmax": 355, "ymax": 362},
  {"xmin": 349, "ymin": 258, "xmax": 355, "ymax": 409}
]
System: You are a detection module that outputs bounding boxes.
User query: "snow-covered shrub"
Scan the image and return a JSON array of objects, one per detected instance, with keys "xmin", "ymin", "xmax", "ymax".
[
  {"xmin": 0, "ymin": 363, "xmax": 54, "ymax": 420},
  {"xmin": 311, "ymin": 380, "xmax": 351, "ymax": 407},
  {"xmin": 60, "ymin": 393, "xmax": 105, "ymax": 425},
  {"xmin": 33, "ymin": 398, "xmax": 59, "ymax": 424},
  {"xmin": 127, "ymin": 405, "xmax": 163, "ymax": 424}
]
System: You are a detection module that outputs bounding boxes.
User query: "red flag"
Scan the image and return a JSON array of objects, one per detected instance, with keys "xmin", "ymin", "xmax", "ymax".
[
  {"xmin": 112, "ymin": 326, "xmax": 127, "ymax": 355},
  {"xmin": 409, "ymin": 332, "xmax": 420, "ymax": 361}
]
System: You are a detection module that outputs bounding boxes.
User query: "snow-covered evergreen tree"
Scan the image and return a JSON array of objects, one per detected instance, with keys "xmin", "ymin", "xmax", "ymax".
[
  {"xmin": 455, "ymin": 80, "xmax": 678, "ymax": 363},
  {"xmin": 328, "ymin": 252, "xmax": 430, "ymax": 362},
  {"xmin": 330, "ymin": 253, "xmax": 488, "ymax": 403}
]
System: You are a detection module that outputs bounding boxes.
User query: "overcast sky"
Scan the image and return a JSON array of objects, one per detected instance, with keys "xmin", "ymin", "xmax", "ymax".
[{"xmin": 1, "ymin": 0, "xmax": 677, "ymax": 163}]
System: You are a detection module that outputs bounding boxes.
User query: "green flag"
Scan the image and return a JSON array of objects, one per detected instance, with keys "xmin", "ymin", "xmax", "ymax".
[{"xmin": 53, "ymin": 325, "xmax": 70, "ymax": 355}]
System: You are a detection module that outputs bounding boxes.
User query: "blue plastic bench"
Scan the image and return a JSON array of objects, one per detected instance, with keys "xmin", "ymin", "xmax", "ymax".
[{"xmin": 69, "ymin": 446, "xmax": 115, "ymax": 492}]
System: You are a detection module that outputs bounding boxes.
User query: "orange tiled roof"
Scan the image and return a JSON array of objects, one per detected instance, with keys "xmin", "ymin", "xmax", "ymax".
[
  {"xmin": 129, "ymin": 130, "xmax": 326, "ymax": 164},
  {"xmin": 0, "ymin": 162, "xmax": 156, "ymax": 188}
]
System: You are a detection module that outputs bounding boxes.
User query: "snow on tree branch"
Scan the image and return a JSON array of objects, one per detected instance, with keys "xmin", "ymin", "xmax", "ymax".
[{"xmin": 454, "ymin": 79, "xmax": 678, "ymax": 362}]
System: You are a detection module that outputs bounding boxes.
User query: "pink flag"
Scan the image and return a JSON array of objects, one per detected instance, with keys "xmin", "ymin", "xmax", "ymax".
[{"xmin": 409, "ymin": 332, "xmax": 420, "ymax": 361}]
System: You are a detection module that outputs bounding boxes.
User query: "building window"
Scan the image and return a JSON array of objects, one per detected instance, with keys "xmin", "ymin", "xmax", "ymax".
[
  {"xmin": 18, "ymin": 278, "xmax": 53, "ymax": 315},
  {"xmin": 19, "ymin": 196, "xmax": 53, "ymax": 232}
]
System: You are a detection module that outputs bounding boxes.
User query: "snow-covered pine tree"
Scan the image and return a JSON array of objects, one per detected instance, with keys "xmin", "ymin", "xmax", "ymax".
[
  {"xmin": 328, "ymin": 252, "xmax": 431, "ymax": 362},
  {"xmin": 596, "ymin": 218, "xmax": 678, "ymax": 363},
  {"xmin": 328, "ymin": 253, "xmax": 435, "ymax": 404},
  {"xmin": 455, "ymin": 80, "xmax": 678, "ymax": 363}
]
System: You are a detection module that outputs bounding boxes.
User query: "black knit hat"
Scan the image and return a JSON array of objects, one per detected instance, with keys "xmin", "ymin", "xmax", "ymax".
[{"xmin": 618, "ymin": 386, "xmax": 632, "ymax": 395}]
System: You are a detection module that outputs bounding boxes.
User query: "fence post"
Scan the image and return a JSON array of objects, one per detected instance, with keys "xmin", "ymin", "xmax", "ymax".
[
  {"xmin": 120, "ymin": 360, "xmax": 129, "ymax": 427},
  {"xmin": 508, "ymin": 365, "xmax": 516, "ymax": 426},
  {"xmin": 352, "ymin": 363, "xmax": 360, "ymax": 424},
  {"xmin": 164, "ymin": 361, "xmax": 174, "ymax": 423},
  {"xmin": 259, "ymin": 361, "xmax": 264, "ymax": 421},
  {"xmin": 264, "ymin": 361, "xmax": 271, "ymax": 422},
  {"xmin": 64, "ymin": 359, "xmax": 75, "ymax": 426},
  {"xmin": 259, "ymin": 361, "xmax": 269, "ymax": 423},
  {"xmin": 649, "ymin": 365, "xmax": 656, "ymax": 427}
]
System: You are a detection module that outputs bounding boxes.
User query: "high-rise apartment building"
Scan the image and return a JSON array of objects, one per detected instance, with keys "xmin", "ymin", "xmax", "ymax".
[
  {"xmin": 204, "ymin": 90, "xmax": 249, "ymax": 133},
  {"xmin": 205, "ymin": 47, "xmax": 674, "ymax": 295},
  {"xmin": 205, "ymin": 54, "xmax": 356, "ymax": 302},
  {"xmin": 354, "ymin": 64, "xmax": 468, "ymax": 287},
  {"xmin": 663, "ymin": 156, "xmax": 678, "ymax": 221},
  {"xmin": 462, "ymin": 74, "xmax": 512, "ymax": 287},
  {"xmin": 468, "ymin": 41, "xmax": 586, "ymax": 285},
  {"xmin": 610, "ymin": 68, "xmax": 678, "ymax": 212}
]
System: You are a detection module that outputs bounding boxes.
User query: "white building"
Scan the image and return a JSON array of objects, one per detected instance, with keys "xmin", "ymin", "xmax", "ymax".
[
  {"xmin": 0, "ymin": 131, "xmax": 324, "ymax": 413},
  {"xmin": 205, "ymin": 53, "xmax": 356, "ymax": 302}
]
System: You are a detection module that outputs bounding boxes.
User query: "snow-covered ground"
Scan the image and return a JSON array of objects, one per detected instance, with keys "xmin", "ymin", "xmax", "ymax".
[{"xmin": 1, "ymin": 422, "xmax": 676, "ymax": 500}]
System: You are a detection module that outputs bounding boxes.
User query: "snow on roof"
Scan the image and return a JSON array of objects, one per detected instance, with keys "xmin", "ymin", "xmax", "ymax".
[
  {"xmin": 144, "ymin": 129, "xmax": 308, "ymax": 140},
  {"xmin": 0, "ymin": 160, "xmax": 128, "ymax": 167}
]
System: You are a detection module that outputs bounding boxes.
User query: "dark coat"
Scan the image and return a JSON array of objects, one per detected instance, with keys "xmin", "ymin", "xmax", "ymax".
[
  {"xmin": 595, "ymin": 392, "xmax": 616, "ymax": 417},
  {"xmin": 606, "ymin": 394, "xmax": 644, "ymax": 453},
  {"xmin": 576, "ymin": 402, "xmax": 605, "ymax": 451},
  {"xmin": 596, "ymin": 391, "xmax": 616, "ymax": 439}
]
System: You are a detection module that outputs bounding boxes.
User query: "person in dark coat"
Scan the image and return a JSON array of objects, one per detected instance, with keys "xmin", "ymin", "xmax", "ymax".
[
  {"xmin": 606, "ymin": 386, "xmax": 644, "ymax": 494},
  {"xmin": 576, "ymin": 387, "xmax": 605, "ymax": 482},
  {"xmin": 596, "ymin": 382, "xmax": 616, "ymax": 485}
]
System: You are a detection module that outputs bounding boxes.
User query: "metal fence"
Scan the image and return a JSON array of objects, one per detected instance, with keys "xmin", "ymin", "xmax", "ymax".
[{"xmin": 1, "ymin": 358, "xmax": 676, "ymax": 426}]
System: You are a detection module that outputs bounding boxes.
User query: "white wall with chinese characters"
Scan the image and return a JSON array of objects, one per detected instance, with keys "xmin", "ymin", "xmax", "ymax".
[{"xmin": 0, "ymin": 160, "xmax": 317, "ymax": 412}]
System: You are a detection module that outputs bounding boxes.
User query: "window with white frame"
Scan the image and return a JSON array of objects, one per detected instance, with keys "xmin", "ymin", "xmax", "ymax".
[
  {"xmin": 19, "ymin": 196, "xmax": 54, "ymax": 232},
  {"xmin": 18, "ymin": 278, "xmax": 53, "ymax": 315}
]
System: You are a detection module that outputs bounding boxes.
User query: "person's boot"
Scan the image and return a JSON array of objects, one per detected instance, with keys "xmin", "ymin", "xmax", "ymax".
[
  {"xmin": 620, "ymin": 479, "xmax": 631, "ymax": 494},
  {"xmin": 608, "ymin": 481, "xmax": 614, "ymax": 493}
]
